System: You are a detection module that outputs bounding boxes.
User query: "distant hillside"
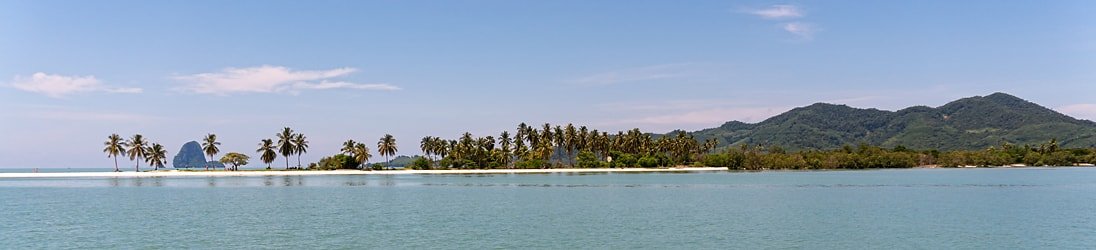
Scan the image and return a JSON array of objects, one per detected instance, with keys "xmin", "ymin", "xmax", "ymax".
[{"xmin": 691, "ymin": 93, "xmax": 1096, "ymax": 150}]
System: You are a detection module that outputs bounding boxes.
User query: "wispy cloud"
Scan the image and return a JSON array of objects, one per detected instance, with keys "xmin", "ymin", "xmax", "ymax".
[
  {"xmin": 9, "ymin": 72, "xmax": 142, "ymax": 98},
  {"xmin": 174, "ymin": 65, "xmax": 400, "ymax": 95},
  {"xmin": 741, "ymin": 4, "xmax": 819, "ymax": 40},
  {"xmin": 572, "ymin": 63, "xmax": 699, "ymax": 85},
  {"xmin": 746, "ymin": 4, "xmax": 803, "ymax": 19},
  {"xmin": 1057, "ymin": 104, "xmax": 1096, "ymax": 121},
  {"xmin": 783, "ymin": 22, "xmax": 818, "ymax": 40}
]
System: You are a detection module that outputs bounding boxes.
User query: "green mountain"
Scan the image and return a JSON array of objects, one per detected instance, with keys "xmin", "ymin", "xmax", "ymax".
[{"xmin": 691, "ymin": 93, "xmax": 1096, "ymax": 151}]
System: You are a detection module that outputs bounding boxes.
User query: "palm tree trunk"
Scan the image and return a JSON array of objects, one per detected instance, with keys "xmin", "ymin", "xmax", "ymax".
[
  {"xmin": 135, "ymin": 159, "xmax": 140, "ymax": 172},
  {"xmin": 113, "ymin": 156, "xmax": 119, "ymax": 172},
  {"xmin": 286, "ymin": 157, "xmax": 290, "ymax": 170},
  {"xmin": 297, "ymin": 155, "xmax": 301, "ymax": 169}
]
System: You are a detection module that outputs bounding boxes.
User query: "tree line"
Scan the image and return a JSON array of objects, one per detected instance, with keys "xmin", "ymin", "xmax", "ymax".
[
  {"xmin": 699, "ymin": 139, "xmax": 1096, "ymax": 170},
  {"xmin": 106, "ymin": 124, "xmax": 1095, "ymax": 171},
  {"xmin": 412, "ymin": 122, "xmax": 717, "ymax": 169}
]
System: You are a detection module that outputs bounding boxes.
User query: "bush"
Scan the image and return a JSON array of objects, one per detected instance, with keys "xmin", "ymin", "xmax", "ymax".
[
  {"xmin": 311, "ymin": 154, "xmax": 360, "ymax": 170},
  {"xmin": 515, "ymin": 159, "xmax": 549, "ymax": 169},
  {"xmin": 410, "ymin": 157, "xmax": 431, "ymax": 170},
  {"xmin": 575, "ymin": 151, "xmax": 600, "ymax": 168},
  {"xmin": 613, "ymin": 153, "xmax": 638, "ymax": 168},
  {"xmin": 371, "ymin": 163, "xmax": 385, "ymax": 170},
  {"xmin": 638, "ymin": 156, "xmax": 659, "ymax": 168}
]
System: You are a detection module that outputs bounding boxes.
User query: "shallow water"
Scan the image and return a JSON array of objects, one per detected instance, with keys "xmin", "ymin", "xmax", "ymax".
[{"xmin": 2, "ymin": 168, "xmax": 1094, "ymax": 249}]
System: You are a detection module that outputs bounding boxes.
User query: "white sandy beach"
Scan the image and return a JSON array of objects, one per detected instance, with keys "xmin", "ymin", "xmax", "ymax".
[{"xmin": 0, "ymin": 167, "xmax": 727, "ymax": 178}]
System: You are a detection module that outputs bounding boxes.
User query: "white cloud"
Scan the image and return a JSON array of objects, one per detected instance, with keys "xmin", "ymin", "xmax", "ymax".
[
  {"xmin": 9, "ymin": 72, "xmax": 143, "ymax": 98},
  {"xmin": 292, "ymin": 81, "xmax": 400, "ymax": 91},
  {"xmin": 1057, "ymin": 104, "xmax": 1096, "ymax": 121},
  {"xmin": 783, "ymin": 22, "xmax": 818, "ymax": 40},
  {"xmin": 748, "ymin": 5, "xmax": 803, "ymax": 19},
  {"xmin": 174, "ymin": 65, "xmax": 399, "ymax": 95},
  {"xmin": 572, "ymin": 63, "xmax": 698, "ymax": 85}
]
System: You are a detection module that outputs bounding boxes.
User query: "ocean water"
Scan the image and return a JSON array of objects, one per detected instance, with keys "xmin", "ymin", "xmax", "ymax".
[{"xmin": 1, "ymin": 168, "xmax": 1094, "ymax": 249}]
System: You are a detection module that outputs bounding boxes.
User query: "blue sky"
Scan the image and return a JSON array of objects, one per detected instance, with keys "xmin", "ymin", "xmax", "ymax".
[{"xmin": 1, "ymin": 0, "xmax": 1093, "ymax": 168}]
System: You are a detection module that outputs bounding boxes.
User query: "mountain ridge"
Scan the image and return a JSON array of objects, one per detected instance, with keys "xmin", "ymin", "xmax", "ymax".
[{"xmin": 690, "ymin": 92, "xmax": 1096, "ymax": 150}]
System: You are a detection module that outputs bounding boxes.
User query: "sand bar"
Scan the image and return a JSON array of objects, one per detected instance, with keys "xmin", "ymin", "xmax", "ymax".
[{"xmin": 0, "ymin": 167, "xmax": 727, "ymax": 178}]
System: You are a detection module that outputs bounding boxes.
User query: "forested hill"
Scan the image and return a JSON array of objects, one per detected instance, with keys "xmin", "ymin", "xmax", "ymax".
[{"xmin": 690, "ymin": 93, "xmax": 1096, "ymax": 151}]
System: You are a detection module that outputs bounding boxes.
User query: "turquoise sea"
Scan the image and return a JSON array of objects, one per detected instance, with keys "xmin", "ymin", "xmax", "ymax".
[{"xmin": 2, "ymin": 168, "xmax": 1095, "ymax": 249}]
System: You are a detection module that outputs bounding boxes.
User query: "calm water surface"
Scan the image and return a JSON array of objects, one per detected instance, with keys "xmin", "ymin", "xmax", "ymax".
[{"xmin": 2, "ymin": 168, "xmax": 1095, "ymax": 249}]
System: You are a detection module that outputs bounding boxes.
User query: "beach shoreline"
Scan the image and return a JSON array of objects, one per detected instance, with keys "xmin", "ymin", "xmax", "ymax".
[{"xmin": 0, "ymin": 167, "xmax": 727, "ymax": 178}]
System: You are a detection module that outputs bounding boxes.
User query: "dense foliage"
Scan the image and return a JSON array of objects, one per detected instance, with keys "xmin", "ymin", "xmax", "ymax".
[
  {"xmin": 699, "ymin": 140, "xmax": 1096, "ymax": 169},
  {"xmin": 309, "ymin": 154, "xmax": 360, "ymax": 170},
  {"xmin": 690, "ymin": 93, "xmax": 1096, "ymax": 151},
  {"xmin": 419, "ymin": 123, "xmax": 717, "ymax": 169}
]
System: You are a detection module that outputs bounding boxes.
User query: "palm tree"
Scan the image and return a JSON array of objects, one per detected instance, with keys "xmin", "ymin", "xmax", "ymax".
[
  {"xmin": 353, "ymin": 143, "xmax": 372, "ymax": 169},
  {"xmin": 500, "ymin": 131, "xmax": 512, "ymax": 167},
  {"xmin": 292, "ymin": 133, "xmax": 309, "ymax": 168},
  {"xmin": 103, "ymin": 134, "xmax": 126, "ymax": 172},
  {"xmin": 201, "ymin": 134, "xmax": 221, "ymax": 170},
  {"xmin": 257, "ymin": 139, "xmax": 277, "ymax": 169},
  {"xmin": 564, "ymin": 123, "xmax": 577, "ymax": 166},
  {"xmin": 276, "ymin": 127, "xmax": 295, "ymax": 169},
  {"xmin": 146, "ymin": 143, "xmax": 167, "ymax": 171},
  {"xmin": 418, "ymin": 136, "xmax": 431, "ymax": 160},
  {"xmin": 377, "ymin": 134, "xmax": 397, "ymax": 169},
  {"xmin": 126, "ymin": 134, "xmax": 148, "ymax": 172},
  {"xmin": 342, "ymin": 139, "xmax": 358, "ymax": 157}
]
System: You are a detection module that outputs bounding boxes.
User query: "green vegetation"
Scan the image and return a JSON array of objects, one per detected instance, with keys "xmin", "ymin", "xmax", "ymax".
[
  {"xmin": 104, "ymin": 133, "xmax": 172, "ymax": 172},
  {"xmin": 219, "ymin": 152, "xmax": 249, "ymax": 171},
  {"xmin": 292, "ymin": 134, "xmax": 309, "ymax": 169},
  {"xmin": 378, "ymin": 134, "xmax": 398, "ymax": 169},
  {"xmin": 103, "ymin": 134, "xmax": 126, "ymax": 172},
  {"xmin": 309, "ymin": 154, "xmax": 359, "ymax": 170},
  {"xmin": 201, "ymin": 133, "xmax": 220, "ymax": 170},
  {"xmin": 102, "ymin": 93, "xmax": 1096, "ymax": 172},
  {"xmin": 690, "ymin": 93, "xmax": 1096, "ymax": 151},
  {"xmin": 126, "ymin": 134, "xmax": 149, "ymax": 172},
  {"xmin": 419, "ymin": 123, "xmax": 714, "ymax": 169},
  {"xmin": 257, "ymin": 139, "xmax": 276, "ymax": 170},
  {"xmin": 146, "ymin": 143, "xmax": 167, "ymax": 170},
  {"xmin": 699, "ymin": 140, "xmax": 1096, "ymax": 169}
]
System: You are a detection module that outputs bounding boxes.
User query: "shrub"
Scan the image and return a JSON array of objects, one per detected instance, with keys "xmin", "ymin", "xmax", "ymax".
[
  {"xmin": 638, "ymin": 156, "xmax": 659, "ymax": 168},
  {"xmin": 575, "ymin": 151, "xmax": 600, "ymax": 168},
  {"xmin": 410, "ymin": 157, "xmax": 431, "ymax": 170},
  {"xmin": 515, "ymin": 159, "xmax": 549, "ymax": 169},
  {"xmin": 312, "ymin": 154, "xmax": 360, "ymax": 170}
]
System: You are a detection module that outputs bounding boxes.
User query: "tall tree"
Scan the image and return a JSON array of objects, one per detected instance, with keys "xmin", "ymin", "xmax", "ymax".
[
  {"xmin": 353, "ymin": 143, "xmax": 372, "ymax": 169},
  {"xmin": 293, "ymin": 133, "xmax": 309, "ymax": 168},
  {"xmin": 201, "ymin": 133, "xmax": 221, "ymax": 171},
  {"xmin": 342, "ymin": 139, "xmax": 358, "ymax": 157},
  {"xmin": 126, "ymin": 134, "xmax": 148, "ymax": 172},
  {"xmin": 377, "ymin": 134, "xmax": 398, "ymax": 169},
  {"xmin": 220, "ymin": 152, "xmax": 250, "ymax": 171},
  {"xmin": 146, "ymin": 143, "xmax": 167, "ymax": 171},
  {"xmin": 277, "ymin": 127, "xmax": 295, "ymax": 169},
  {"xmin": 257, "ymin": 139, "xmax": 277, "ymax": 169},
  {"xmin": 564, "ymin": 123, "xmax": 577, "ymax": 166},
  {"xmin": 421, "ymin": 136, "xmax": 434, "ymax": 161},
  {"xmin": 499, "ymin": 131, "xmax": 512, "ymax": 167},
  {"xmin": 103, "ymin": 134, "xmax": 126, "ymax": 172}
]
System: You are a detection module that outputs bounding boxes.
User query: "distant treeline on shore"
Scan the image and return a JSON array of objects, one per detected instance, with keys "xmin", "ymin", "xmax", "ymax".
[{"xmin": 108, "ymin": 122, "xmax": 1096, "ymax": 172}]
